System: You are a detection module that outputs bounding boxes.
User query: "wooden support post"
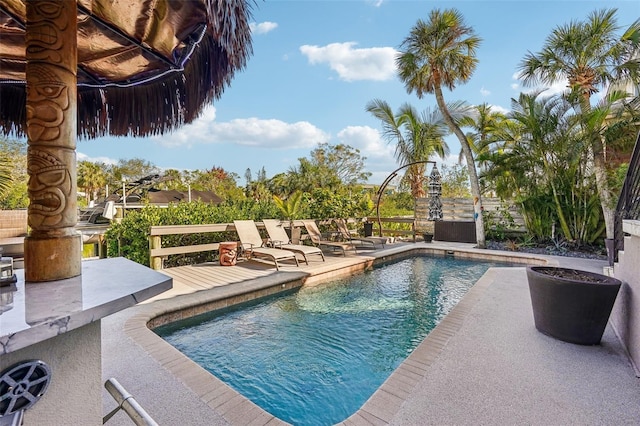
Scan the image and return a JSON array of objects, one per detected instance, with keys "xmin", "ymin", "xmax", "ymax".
[
  {"xmin": 24, "ymin": 0, "xmax": 81, "ymax": 281},
  {"xmin": 149, "ymin": 235, "xmax": 162, "ymax": 270}
]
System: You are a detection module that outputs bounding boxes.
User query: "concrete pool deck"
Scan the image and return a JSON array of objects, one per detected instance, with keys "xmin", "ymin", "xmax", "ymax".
[{"xmin": 101, "ymin": 242, "xmax": 640, "ymax": 425}]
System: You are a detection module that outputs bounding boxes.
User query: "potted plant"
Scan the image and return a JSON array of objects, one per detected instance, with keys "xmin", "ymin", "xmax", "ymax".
[
  {"xmin": 422, "ymin": 233, "xmax": 433, "ymax": 243},
  {"xmin": 526, "ymin": 266, "xmax": 622, "ymax": 345}
]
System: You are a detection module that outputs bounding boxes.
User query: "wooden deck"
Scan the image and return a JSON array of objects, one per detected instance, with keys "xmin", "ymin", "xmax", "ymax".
[
  {"xmin": 147, "ymin": 247, "xmax": 389, "ymax": 303},
  {"xmin": 146, "ymin": 239, "xmax": 537, "ymax": 305}
]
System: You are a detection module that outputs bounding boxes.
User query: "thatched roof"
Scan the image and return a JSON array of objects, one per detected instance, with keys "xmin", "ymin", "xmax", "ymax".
[{"xmin": 0, "ymin": 0, "xmax": 253, "ymax": 138}]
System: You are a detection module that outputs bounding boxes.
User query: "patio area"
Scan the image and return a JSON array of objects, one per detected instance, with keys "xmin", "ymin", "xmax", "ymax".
[{"xmin": 101, "ymin": 242, "xmax": 640, "ymax": 425}]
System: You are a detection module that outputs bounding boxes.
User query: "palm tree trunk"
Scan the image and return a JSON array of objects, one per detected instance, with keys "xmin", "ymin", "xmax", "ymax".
[
  {"xmin": 591, "ymin": 138, "xmax": 615, "ymax": 239},
  {"xmin": 434, "ymin": 86, "xmax": 486, "ymax": 248},
  {"xmin": 580, "ymin": 95, "xmax": 615, "ymax": 239}
]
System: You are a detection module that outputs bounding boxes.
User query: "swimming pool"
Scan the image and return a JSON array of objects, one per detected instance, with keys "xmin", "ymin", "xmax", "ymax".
[{"xmin": 156, "ymin": 255, "xmax": 510, "ymax": 425}]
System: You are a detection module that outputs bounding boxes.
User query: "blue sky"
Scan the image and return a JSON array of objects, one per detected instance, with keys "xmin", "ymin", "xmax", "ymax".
[{"xmin": 76, "ymin": 0, "xmax": 640, "ymax": 185}]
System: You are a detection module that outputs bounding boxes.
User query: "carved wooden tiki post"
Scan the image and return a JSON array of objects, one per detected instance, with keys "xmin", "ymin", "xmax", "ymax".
[{"xmin": 24, "ymin": 0, "xmax": 81, "ymax": 281}]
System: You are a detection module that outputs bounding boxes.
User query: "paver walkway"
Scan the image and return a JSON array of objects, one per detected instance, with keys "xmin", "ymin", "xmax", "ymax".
[{"xmin": 102, "ymin": 243, "xmax": 639, "ymax": 425}]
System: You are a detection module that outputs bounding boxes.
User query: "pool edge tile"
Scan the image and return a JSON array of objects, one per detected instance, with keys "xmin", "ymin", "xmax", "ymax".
[{"xmin": 124, "ymin": 244, "xmax": 537, "ymax": 425}]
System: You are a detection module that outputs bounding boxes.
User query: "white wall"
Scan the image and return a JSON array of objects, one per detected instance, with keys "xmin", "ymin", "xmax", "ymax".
[
  {"xmin": 0, "ymin": 321, "xmax": 102, "ymax": 425},
  {"xmin": 611, "ymin": 220, "xmax": 640, "ymax": 376}
]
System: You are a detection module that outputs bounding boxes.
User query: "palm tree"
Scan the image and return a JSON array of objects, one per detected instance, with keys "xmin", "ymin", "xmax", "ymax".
[
  {"xmin": 366, "ymin": 98, "xmax": 450, "ymax": 198},
  {"xmin": 459, "ymin": 103, "xmax": 509, "ymax": 172},
  {"xmin": 396, "ymin": 8, "xmax": 486, "ymax": 248},
  {"xmin": 518, "ymin": 8, "xmax": 640, "ymax": 239},
  {"xmin": 77, "ymin": 160, "xmax": 107, "ymax": 204}
]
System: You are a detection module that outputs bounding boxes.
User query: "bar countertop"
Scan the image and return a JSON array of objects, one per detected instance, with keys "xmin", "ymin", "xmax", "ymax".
[{"xmin": 0, "ymin": 257, "xmax": 172, "ymax": 354}]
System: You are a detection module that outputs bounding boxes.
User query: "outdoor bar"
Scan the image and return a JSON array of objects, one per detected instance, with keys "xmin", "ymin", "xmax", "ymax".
[{"xmin": 0, "ymin": 0, "xmax": 253, "ymax": 423}]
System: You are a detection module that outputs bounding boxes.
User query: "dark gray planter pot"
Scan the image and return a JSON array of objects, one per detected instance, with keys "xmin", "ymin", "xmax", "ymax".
[
  {"xmin": 526, "ymin": 266, "xmax": 622, "ymax": 345},
  {"xmin": 422, "ymin": 233, "xmax": 433, "ymax": 243}
]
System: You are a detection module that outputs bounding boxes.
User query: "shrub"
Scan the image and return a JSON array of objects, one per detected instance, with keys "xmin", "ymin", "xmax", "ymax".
[{"xmin": 105, "ymin": 200, "xmax": 280, "ymax": 266}]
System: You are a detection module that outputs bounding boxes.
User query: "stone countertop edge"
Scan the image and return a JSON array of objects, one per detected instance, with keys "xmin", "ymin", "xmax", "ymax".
[
  {"xmin": 0, "ymin": 257, "xmax": 172, "ymax": 354},
  {"xmin": 623, "ymin": 219, "xmax": 640, "ymax": 237}
]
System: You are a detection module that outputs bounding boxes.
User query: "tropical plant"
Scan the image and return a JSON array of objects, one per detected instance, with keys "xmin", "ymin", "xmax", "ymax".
[
  {"xmin": 0, "ymin": 154, "xmax": 11, "ymax": 196},
  {"xmin": 310, "ymin": 143, "xmax": 371, "ymax": 185},
  {"xmin": 304, "ymin": 187, "xmax": 372, "ymax": 220},
  {"xmin": 482, "ymin": 91, "xmax": 606, "ymax": 244},
  {"xmin": 439, "ymin": 164, "xmax": 471, "ymax": 198},
  {"xmin": 459, "ymin": 103, "xmax": 510, "ymax": 172},
  {"xmin": 518, "ymin": 8, "xmax": 640, "ymax": 239},
  {"xmin": 190, "ymin": 166, "xmax": 245, "ymax": 201},
  {"xmin": 273, "ymin": 190, "xmax": 304, "ymax": 221},
  {"xmin": 365, "ymin": 99, "xmax": 451, "ymax": 198},
  {"xmin": 0, "ymin": 139, "xmax": 28, "ymax": 209},
  {"xmin": 245, "ymin": 167, "xmax": 272, "ymax": 201},
  {"xmin": 396, "ymin": 8, "xmax": 486, "ymax": 248},
  {"xmin": 105, "ymin": 200, "xmax": 281, "ymax": 267},
  {"xmin": 77, "ymin": 160, "xmax": 107, "ymax": 204}
]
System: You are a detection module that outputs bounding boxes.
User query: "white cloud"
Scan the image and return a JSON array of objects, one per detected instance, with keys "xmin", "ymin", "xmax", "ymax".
[
  {"xmin": 480, "ymin": 86, "xmax": 491, "ymax": 97},
  {"xmin": 336, "ymin": 126, "xmax": 399, "ymax": 184},
  {"xmin": 250, "ymin": 21, "xmax": 278, "ymax": 35},
  {"xmin": 337, "ymin": 126, "xmax": 394, "ymax": 160},
  {"xmin": 153, "ymin": 106, "xmax": 329, "ymax": 150},
  {"xmin": 487, "ymin": 104, "xmax": 510, "ymax": 114},
  {"xmin": 299, "ymin": 42, "xmax": 397, "ymax": 81},
  {"xmin": 76, "ymin": 152, "xmax": 117, "ymax": 165}
]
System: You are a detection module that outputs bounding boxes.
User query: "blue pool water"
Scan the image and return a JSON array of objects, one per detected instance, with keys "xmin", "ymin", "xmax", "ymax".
[{"xmin": 156, "ymin": 256, "xmax": 509, "ymax": 425}]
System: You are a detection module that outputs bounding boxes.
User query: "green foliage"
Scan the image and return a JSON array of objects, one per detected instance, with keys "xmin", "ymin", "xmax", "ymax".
[
  {"xmin": 365, "ymin": 98, "xmax": 451, "ymax": 198},
  {"xmin": 0, "ymin": 139, "xmax": 28, "ymax": 209},
  {"xmin": 77, "ymin": 160, "xmax": 107, "ymax": 204},
  {"xmin": 104, "ymin": 200, "xmax": 280, "ymax": 267},
  {"xmin": 310, "ymin": 143, "xmax": 371, "ymax": 185},
  {"xmin": 273, "ymin": 190, "xmax": 303, "ymax": 220},
  {"xmin": 440, "ymin": 164, "xmax": 470, "ymax": 198},
  {"xmin": 517, "ymin": 194, "xmax": 556, "ymax": 242},
  {"xmin": 112, "ymin": 158, "xmax": 160, "ymax": 182},
  {"xmin": 386, "ymin": 191, "xmax": 414, "ymax": 211},
  {"xmin": 305, "ymin": 187, "xmax": 372, "ymax": 220},
  {"xmin": 483, "ymin": 203, "xmax": 519, "ymax": 241},
  {"xmin": 190, "ymin": 166, "xmax": 245, "ymax": 201}
]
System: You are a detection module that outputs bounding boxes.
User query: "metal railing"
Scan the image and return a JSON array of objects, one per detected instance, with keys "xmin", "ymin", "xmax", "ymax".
[
  {"xmin": 103, "ymin": 378, "xmax": 158, "ymax": 425},
  {"xmin": 613, "ymin": 131, "xmax": 640, "ymax": 265}
]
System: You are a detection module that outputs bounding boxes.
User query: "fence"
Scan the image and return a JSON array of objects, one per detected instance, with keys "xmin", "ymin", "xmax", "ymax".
[
  {"xmin": 415, "ymin": 197, "xmax": 526, "ymax": 232},
  {"xmin": 0, "ymin": 209, "xmax": 27, "ymax": 239},
  {"xmin": 613, "ymin": 131, "xmax": 640, "ymax": 265}
]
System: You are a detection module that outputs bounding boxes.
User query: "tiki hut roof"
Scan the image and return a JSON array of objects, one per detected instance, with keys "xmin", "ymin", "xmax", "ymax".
[{"xmin": 0, "ymin": 0, "xmax": 253, "ymax": 138}]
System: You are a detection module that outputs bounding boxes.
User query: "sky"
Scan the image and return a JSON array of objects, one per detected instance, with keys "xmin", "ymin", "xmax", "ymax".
[{"xmin": 75, "ymin": 0, "xmax": 640, "ymax": 185}]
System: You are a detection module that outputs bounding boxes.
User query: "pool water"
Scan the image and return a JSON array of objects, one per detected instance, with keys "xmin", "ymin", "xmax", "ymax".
[{"xmin": 156, "ymin": 256, "xmax": 508, "ymax": 425}]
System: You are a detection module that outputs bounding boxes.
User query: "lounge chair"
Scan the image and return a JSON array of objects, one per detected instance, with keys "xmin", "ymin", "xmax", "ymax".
[
  {"xmin": 263, "ymin": 219, "xmax": 325, "ymax": 264},
  {"xmin": 333, "ymin": 218, "xmax": 387, "ymax": 249},
  {"xmin": 301, "ymin": 220, "xmax": 356, "ymax": 256},
  {"xmin": 233, "ymin": 220, "xmax": 299, "ymax": 270}
]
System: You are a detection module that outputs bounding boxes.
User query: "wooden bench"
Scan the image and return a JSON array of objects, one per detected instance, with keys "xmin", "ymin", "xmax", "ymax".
[{"xmin": 149, "ymin": 224, "xmax": 236, "ymax": 270}]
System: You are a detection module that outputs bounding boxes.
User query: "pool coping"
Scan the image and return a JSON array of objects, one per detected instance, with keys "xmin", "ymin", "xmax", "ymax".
[{"xmin": 123, "ymin": 245, "xmax": 555, "ymax": 425}]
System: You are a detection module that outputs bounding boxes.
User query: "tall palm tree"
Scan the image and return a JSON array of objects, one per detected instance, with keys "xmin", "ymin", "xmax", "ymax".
[
  {"xmin": 396, "ymin": 8, "xmax": 486, "ymax": 248},
  {"xmin": 518, "ymin": 8, "xmax": 640, "ymax": 239},
  {"xmin": 366, "ymin": 98, "xmax": 450, "ymax": 198}
]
